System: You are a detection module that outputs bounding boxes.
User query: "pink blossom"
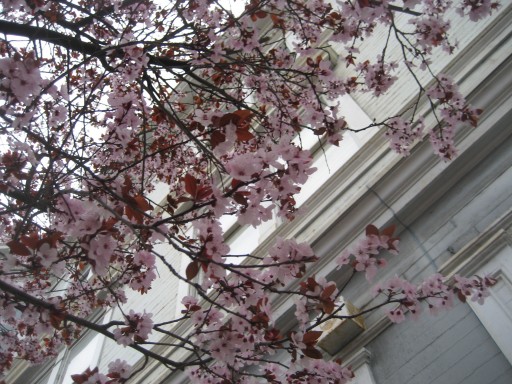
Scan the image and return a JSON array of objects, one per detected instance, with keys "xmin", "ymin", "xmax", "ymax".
[
  {"xmin": 113, "ymin": 311, "xmax": 153, "ymax": 347},
  {"xmin": 0, "ymin": 55, "xmax": 43, "ymax": 104},
  {"xmin": 387, "ymin": 306, "xmax": 406, "ymax": 323},
  {"xmin": 107, "ymin": 359, "xmax": 132, "ymax": 380},
  {"xmin": 88, "ymin": 235, "xmax": 116, "ymax": 276},
  {"xmin": 226, "ymin": 153, "xmax": 263, "ymax": 182},
  {"xmin": 457, "ymin": 0, "xmax": 501, "ymax": 21},
  {"xmin": 354, "ymin": 253, "xmax": 378, "ymax": 281},
  {"xmin": 335, "ymin": 249, "xmax": 351, "ymax": 268},
  {"xmin": 37, "ymin": 243, "xmax": 58, "ymax": 267}
]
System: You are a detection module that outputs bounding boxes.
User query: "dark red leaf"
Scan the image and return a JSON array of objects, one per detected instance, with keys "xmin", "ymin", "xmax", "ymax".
[
  {"xmin": 186, "ymin": 261, "xmax": 199, "ymax": 280},
  {"xmin": 125, "ymin": 205, "xmax": 143, "ymax": 224},
  {"xmin": 7, "ymin": 240, "xmax": 31, "ymax": 256},
  {"xmin": 190, "ymin": 121, "xmax": 205, "ymax": 132},
  {"xmin": 20, "ymin": 233, "xmax": 40, "ymax": 250},
  {"xmin": 219, "ymin": 112, "xmax": 236, "ymax": 127},
  {"xmin": 321, "ymin": 284, "xmax": 337, "ymax": 300},
  {"xmin": 254, "ymin": 10, "xmax": 267, "ymax": 19},
  {"xmin": 70, "ymin": 375, "xmax": 85, "ymax": 384},
  {"xmin": 330, "ymin": 11, "xmax": 341, "ymax": 20},
  {"xmin": 302, "ymin": 347, "xmax": 323, "ymax": 359},
  {"xmin": 302, "ymin": 330, "xmax": 323, "ymax": 345},
  {"xmin": 184, "ymin": 174, "xmax": 198, "ymax": 198},
  {"xmin": 236, "ymin": 128, "xmax": 255, "ymax": 142},
  {"xmin": 233, "ymin": 109, "xmax": 253, "ymax": 121},
  {"xmin": 233, "ymin": 192, "xmax": 249, "ymax": 207},
  {"xmin": 133, "ymin": 195, "xmax": 153, "ymax": 212},
  {"xmin": 322, "ymin": 300, "xmax": 335, "ymax": 314},
  {"xmin": 381, "ymin": 224, "xmax": 396, "ymax": 238},
  {"xmin": 102, "ymin": 218, "xmax": 118, "ymax": 231},
  {"xmin": 365, "ymin": 224, "xmax": 379, "ymax": 237},
  {"xmin": 196, "ymin": 186, "xmax": 213, "ymax": 201},
  {"xmin": 49, "ymin": 311, "xmax": 66, "ymax": 330},
  {"xmin": 210, "ymin": 130, "xmax": 226, "ymax": 149},
  {"xmin": 270, "ymin": 14, "xmax": 283, "ymax": 27},
  {"xmin": 46, "ymin": 232, "xmax": 63, "ymax": 247},
  {"xmin": 121, "ymin": 176, "xmax": 133, "ymax": 199},
  {"xmin": 252, "ymin": 312, "xmax": 270, "ymax": 326},
  {"xmin": 71, "ymin": 367, "xmax": 99, "ymax": 384},
  {"xmin": 231, "ymin": 179, "xmax": 243, "ymax": 189}
]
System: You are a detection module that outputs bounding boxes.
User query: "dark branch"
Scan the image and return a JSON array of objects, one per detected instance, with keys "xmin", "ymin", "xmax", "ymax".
[
  {"xmin": 0, "ymin": 20, "xmax": 104, "ymax": 57},
  {"xmin": 0, "ymin": 20, "xmax": 190, "ymax": 70},
  {"xmin": 0, "ymin": 278, "xmax": 190, "ymax": 370}
]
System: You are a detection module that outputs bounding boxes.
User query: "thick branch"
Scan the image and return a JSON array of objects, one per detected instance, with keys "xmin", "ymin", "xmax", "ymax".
[
  {"xmin": 0, "ymin": 278, "xmax": 189, "ymax": 370},
  {"xmin": 0, "ymin": 20, "xmax": 190, "ymax": 69},
  {"xmin": 0, "ymin": 20, "xmax": 103, "ymax": 57}
]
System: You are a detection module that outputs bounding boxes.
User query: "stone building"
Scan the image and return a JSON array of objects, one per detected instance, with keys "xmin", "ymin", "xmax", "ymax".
[{"xmin": 4, "ymin": 3, "xmax": 512, "ymax": 384}]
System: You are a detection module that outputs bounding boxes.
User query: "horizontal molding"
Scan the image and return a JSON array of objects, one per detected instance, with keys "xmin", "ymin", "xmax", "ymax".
[{"xmin": 439, "ymin": 210, "xmax": 512, "ymax": 277}]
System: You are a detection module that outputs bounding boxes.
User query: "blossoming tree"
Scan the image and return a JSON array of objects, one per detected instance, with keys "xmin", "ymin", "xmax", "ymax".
[{"xmin": 0, "ymin": 0, "xmax": 500, "ymax": 383}]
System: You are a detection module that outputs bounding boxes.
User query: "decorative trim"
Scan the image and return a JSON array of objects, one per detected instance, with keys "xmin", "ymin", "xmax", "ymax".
[
  {"xmin": 317, "ymin": 301, "xmax": 365, "ymax": 356},
  {"xmin": 335, "ymin": 315, "xmax": 392, "ymax": 363},
  {"xmin": 344, "ymin": 348, "xmax": 378, "ymax": 384},
  {"xmin": 439, "ymin": 210, "xmax": 512, "ymax": 277},
  {"xmin": 343, "ymin": 347, "xmax": 372, "ymax": 370}
]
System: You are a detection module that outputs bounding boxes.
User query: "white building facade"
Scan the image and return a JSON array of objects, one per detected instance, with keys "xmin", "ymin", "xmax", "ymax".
[{"xmin": 4, "ymin": 3, "xmax": 512, "ymax": 384}]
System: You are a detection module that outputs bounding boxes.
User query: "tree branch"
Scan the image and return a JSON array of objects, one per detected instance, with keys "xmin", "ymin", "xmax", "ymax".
[
  {"xmin": 0, "ymin": 278, "xmax": 192, "ymax": 370},
  {"xmin": 0, "ymin": 20, "xmax": 104, "ymax": 57},
  {"xmin": 0, "ymin": 20, "xmax": 190, "ymax": 70}
]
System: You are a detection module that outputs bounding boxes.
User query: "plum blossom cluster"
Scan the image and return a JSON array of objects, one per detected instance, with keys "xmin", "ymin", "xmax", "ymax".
[
  {"xmin": 427, "ymin": 74, "xmax": 482, "ymax": 159},
  {"xmin": 358, "ymin": 58, "xmax": 399, "ymax": 97},
  {"xmin": 457, "ymin": 0, "xmax": 501, "ymax": 21},
  {"xmin": 335, "ymin": 225, "xmax": 399, "ymax": 281},
  {"xmin": 178, "ymin": 237, "xmax": 355, "ymax": 382},
  {"xmin": 373, "ymin": 273, "xmax": 496, "ymax": 323},
  {"xmin": 453, "ymin": 274, "xmax": 496, "ymax": 304},
  {"xmin": 384, "ymin": 117, "xmax": 425, "ymax": 156},
  {"xmin": 68, "ymin": 360, "xmax": 132, "ymax": 384},
  {"xmin": 410, "ymin": 14, "xmax": 455, "ymax": 54},
  {"xmin": 0, "ymin": 52, "xmax": 44, "ymax": 106},
  {"xmin": 182, "ymin": 295, "xmax": 276, "ymax": 378},
  {"xmin": 0, "ymin": 292, "xmax": 82, "ymax": 372},
  {"xmin": 294, "ymin": 276, "xmax": 339, "ymax": 330},
  {"xmin": 262, "ymin": 237, "xmax": 317, "ymax": 285},
  {"xmin": 188, "ymin": 358, "xmax": 354, "ymax": 384},
  {"xmin": 192, "ymin": 218, "xmax": 230, "ymax": 287},
  {"xmin": 178, "ymin": 223, "xmax": 496, "ymax": 383},
  {"xmin": 127, "ymin": 250, "xmax": 157, "ymax": 293},
  {"xmin": 113, "ymin": 310, "xmax": 154, "ymax": 347}
]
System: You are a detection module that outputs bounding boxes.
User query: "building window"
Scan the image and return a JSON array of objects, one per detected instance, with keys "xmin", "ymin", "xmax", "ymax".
[
  {"xmin": 467, "ymin": 245, "xmax": 512, "ymax": 364},
  {"xmin": 31, "ymin": 313, "xmax": 109, "ymax": 384},
  {"xmin": 343, "ymin": 348, "xmax": 377, "ymax": 384},
  {"xmin": 59, "ymin": 332, "xmax": 104, "ymax": 384},
  {"xmin": 439, "ymin": 212, "xmax": 512, "ymax": 365}
]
